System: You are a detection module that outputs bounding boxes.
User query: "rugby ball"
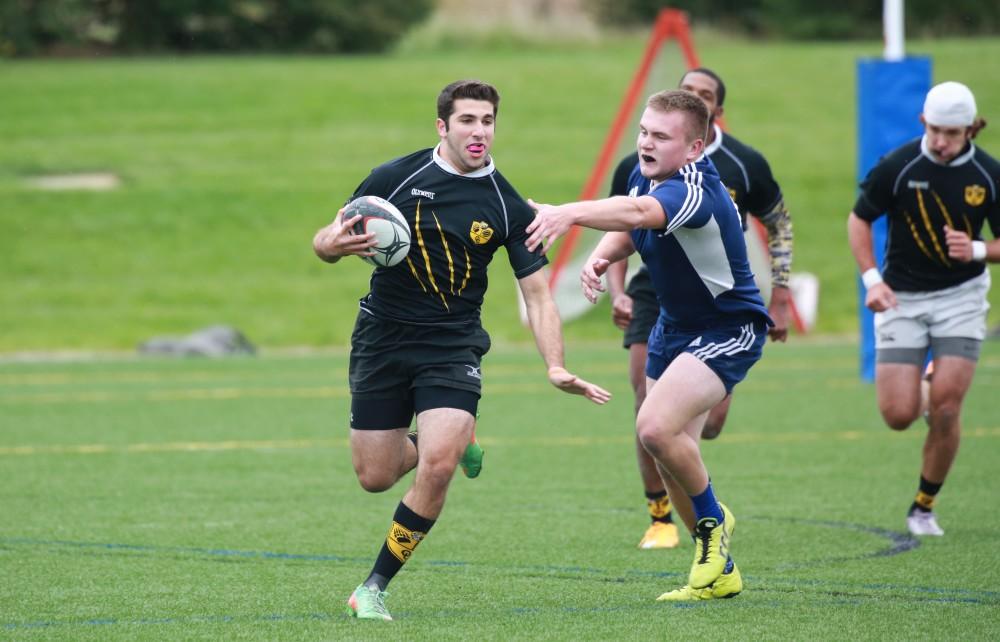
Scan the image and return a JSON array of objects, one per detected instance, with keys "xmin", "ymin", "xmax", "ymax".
[{"xmin": 345, "ymin": 195, "xmax": 411, "ymax": 268}]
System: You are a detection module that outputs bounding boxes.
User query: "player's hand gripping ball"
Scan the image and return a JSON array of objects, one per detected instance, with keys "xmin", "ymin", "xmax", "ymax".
[{"xmin": 345, "ymin": 196, "xmax": 411, "ymax": 267}]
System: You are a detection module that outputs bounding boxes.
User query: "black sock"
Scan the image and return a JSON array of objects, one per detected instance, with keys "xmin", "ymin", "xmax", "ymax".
[
  {"xmin": 909, "ymin": 476, "xmax": 943, "ymax": 514},
  {"xmin": 645, "ymin": 490, "xmax": 673, "ymax": 524},
  {"xmin": 364, "ymin": 501, "xmax": 435, "ymax": 591}
]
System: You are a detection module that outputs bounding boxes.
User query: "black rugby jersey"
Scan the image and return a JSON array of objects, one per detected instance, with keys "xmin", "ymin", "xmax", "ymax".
[
  {"xmin": 854, "ymin": 137, "xmax": 1000, "ymax": 292},
  {"xmin": 350, "ymin": 146, "xmax": 546, "ymax": 326},
  {"xmin": 611, "ymin": 125, "xmax": 783, "ymax": 227}
]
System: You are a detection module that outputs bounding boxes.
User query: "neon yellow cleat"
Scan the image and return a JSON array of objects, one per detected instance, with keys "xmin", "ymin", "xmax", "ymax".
[
  {"xmin": 688, "ymin": 502, "xmax": 735, "ymax": 589},
  {"xmin": 657, "ymin": 563, "xmax": 743, "ymax": 601},
  {"xmin": 346, "ymin": 584, "xmax": 392, "ymax": 621},
  {"xmin": 639, "ymin": 521, "xmax": 680, "ymax": 549}
]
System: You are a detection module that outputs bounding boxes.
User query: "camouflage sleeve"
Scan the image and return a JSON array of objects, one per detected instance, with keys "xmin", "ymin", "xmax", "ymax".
[{"xmin": 756, "ymin": 197, "xmax": 793, "ymax": 288}]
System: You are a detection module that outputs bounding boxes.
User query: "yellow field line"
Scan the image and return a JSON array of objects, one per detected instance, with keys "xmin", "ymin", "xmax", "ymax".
[
  {"xmin": 2, "ymin": 427, "xmax": 998, "ymax": 457},
  {"xmin": 0, "ymin": 438, "xmax": 347, "ymax": 456},
  {"xmin": 0, "ymin": 383, "xmax": 558, "ymax": 404},
  {"xmin": 2, "ymin": 355, "xmax": 996, "ymax": 387}
]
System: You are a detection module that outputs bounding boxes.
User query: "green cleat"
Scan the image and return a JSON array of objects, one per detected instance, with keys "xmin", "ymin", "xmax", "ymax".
[
  {"xmin": 460, "ymin": 438, "xmax": 484, "ymax": 478},
  {"xmin": 688, "ymin": 502, "xmax": 735, "ymax": 589},
  {"xmin": 346, "ymin": 584, "xmax": 392, "ymax": 621},
  {"xmin": 657, "ymin": 561, "xmax": 743, "ymax": 601}
]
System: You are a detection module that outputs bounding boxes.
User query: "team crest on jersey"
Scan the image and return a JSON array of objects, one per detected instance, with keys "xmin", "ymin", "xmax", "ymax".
[
  {"xmin": 965, "ymin": 184, "xmax": 986, "ymax": 206},
  {"xmin": 470, "ymin": 221, "xmax": 494, "ymax": 244},
  {"xmin": 727, "ymin": 187, "xmax": 737, "ymax": 202}
]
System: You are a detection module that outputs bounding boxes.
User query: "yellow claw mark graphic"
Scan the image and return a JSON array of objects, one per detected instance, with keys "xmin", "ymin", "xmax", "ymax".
[
  {"xmin": 459, "ymin": 247, "xmax": 471, "ymax": 295},
  {"xmin": 931, "ymin": 190, "xmax": 956, "ymax": 229},
  {"xmin": 414, "ymin": 201, "xmax": 449, "ymax": 311},
  {"xmin": 915, "ymin": 189, "xmax": 950, "ymax": 266},
  {"xmin": 406, "ymin": 256, "xmax": 427, "ymax": 292},
  {"xmin": 432, "ymin": 211, "xmax": 456, "ymax": 294},
  {"xmin": 903, "ymin": 210, "xmax": 935, "ymax": 261},
  {"xmin": 962, "ymin": 214, "xmax": 972, "ymax": 236}
]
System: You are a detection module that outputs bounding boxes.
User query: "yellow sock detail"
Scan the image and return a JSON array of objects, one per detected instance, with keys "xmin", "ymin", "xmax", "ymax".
[
  {"xmin": 915, "ymin": 491, "xmax": 936, "ymax": 510},
  {"xmin": 386, "ymin": 521, "xmax": 426, "ymax": 563},
  {"xmin": 647, "ymin": 495, "xmax": 672, "ymax": 520}
]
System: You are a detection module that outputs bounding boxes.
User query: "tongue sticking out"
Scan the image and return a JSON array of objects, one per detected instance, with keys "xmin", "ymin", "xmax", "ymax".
[{"xmin": 468, "ymin": 144, "xmax": 485, "ymax": 155}]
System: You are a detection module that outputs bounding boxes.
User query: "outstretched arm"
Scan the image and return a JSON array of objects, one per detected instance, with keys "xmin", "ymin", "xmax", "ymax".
[
  {"xmin": 312, "ymin": 208, "xmax": 377, "ymax": 264},
  {"xmin": 524, "ymin": 195, "xmax": 665, "ymax": 253},
  {"xmin": 517, "ymin": 270, "xmax": 611, "ymax": 405},
  {"xmin": 847, "ymin": 211, "xmax": 896, "ymax": 312}
]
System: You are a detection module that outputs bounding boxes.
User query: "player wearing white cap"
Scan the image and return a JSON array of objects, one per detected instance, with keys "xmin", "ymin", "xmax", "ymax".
[{"xmin": 847, "ymin": 81, "xmax": 1000, "ymax": 537}]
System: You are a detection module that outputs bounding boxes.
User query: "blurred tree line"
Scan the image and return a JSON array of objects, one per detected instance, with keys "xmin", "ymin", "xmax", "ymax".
[
  {"xmin": 0, "ymin": 0, "xmax": 434, "ymax": 56},
  {"xmin": 3, "ymin": 0, "xmax": 996, "ymax": 57},
  {"xmin": 590, "ymin": 0, "xmax": 999, "ymax": 38}
]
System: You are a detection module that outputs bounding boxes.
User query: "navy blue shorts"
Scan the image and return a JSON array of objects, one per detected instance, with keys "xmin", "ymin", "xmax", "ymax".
[{"xmin": 646, "ymin": 320, "xmax": 768, "ymax": 394}]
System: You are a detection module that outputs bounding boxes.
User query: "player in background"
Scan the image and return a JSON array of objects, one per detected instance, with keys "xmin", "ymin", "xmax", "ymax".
[
  {"xmin": 313, "ymin": 79, "xmax": 611, "ymax": 621},
  {"xmin": 848, "ymin": 81, "xmax": 999, "ymax": 537},
  {"xmin": 605, "ymin": 67, "xmax": 794, "ymax": 549},
  {"xmin": 526, "ymin": 90, "xmax": 772, "ymax": 601}
]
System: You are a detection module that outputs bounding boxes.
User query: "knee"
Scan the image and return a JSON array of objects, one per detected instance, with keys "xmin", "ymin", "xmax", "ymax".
[
  {"xmin": 701, "ymin": 420, "xmax": 722, "ymax": 440},
  {"xmin": 355, "ymin": 468, "xmax": 396, "ymax": 493},
  {"xmin": 636, "ymin": 419, "xmax": 663, "ymax": 456},
  {"xmin": 416, "ymin": 449, "xmax": 461, "ymax": 487},
  {"xmin": 882, "ymin": 410, "xmax": 916, "ymax": 431},
  {"xmin": 927, "ymin": 401, "xmax": 961, "ymax": 431},
  {"xmin": 879, "ymin": 398, "xmax": 921, "ymax": 431}
]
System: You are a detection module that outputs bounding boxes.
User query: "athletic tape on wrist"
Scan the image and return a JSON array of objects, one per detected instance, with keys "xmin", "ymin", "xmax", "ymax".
[
  {"xmin": 972, "ymin": 240, "xmax": 987, "ymax": 262},
  {"xmin": 861, "ymin": 268, "xmax": 883, "ymax": 289}
]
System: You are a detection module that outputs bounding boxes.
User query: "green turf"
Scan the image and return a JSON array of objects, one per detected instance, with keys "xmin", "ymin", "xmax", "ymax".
[
  {"xmin": 2, "ymin": 36, "xmax": 999, "ymax": 351},
  {"xmin": 1, "ymin": 340, "xmax": 998, "ymax": 639}
]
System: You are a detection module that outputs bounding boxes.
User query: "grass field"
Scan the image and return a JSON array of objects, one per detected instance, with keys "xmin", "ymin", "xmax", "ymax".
[
  {"xmin": 2, "ymin": 340, "xmax": 999, "ymax": 639},
  {"xmin": 2, "ymin": 34, "xmax": 1000, "ymax": 351},
  {"xmin": 3, "ymin": 29, "xmax": 1000, "ymax": 639}
]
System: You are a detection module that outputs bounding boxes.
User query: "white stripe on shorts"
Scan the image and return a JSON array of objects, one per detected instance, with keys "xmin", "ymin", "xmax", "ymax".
[{"xmin": 691, "ymin": 324, "xmax": 756, "ymax": 361}]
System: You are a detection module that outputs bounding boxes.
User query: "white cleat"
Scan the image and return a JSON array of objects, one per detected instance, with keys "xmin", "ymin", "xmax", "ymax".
[{"xmin": 907, "ymin": 510, "xmax": 944, "ymax": 536}]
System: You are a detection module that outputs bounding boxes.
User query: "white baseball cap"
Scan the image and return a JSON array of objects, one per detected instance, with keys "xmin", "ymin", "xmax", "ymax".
[{"xmin": 923, "ymin": 81, "xmax": 977, "ymax": 127}]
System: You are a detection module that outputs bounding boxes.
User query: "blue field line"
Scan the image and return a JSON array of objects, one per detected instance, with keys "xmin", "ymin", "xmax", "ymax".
[
  {"xmin": 0, "ymin": 537, "xmax": 364, "ymax": 564},
  {"xmin": 4, "ymin": 532, "xmax": 998, "ymax": 607},
  {"xmin": 0, "ymin": 536, "xmax": 619, "ymax": 577},
  {"xmin": 4, "ymin": 612, "xmax": 334, "ymax": 631},
  {"xmin": 4, "ymin": 588, "xmax": 996, "ymax": 632}
]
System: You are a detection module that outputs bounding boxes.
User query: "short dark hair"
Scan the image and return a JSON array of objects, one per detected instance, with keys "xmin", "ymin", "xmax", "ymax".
[
  {"xmin": 679, "ymin": 67, "xmax": 726, "ymax": 107},
  {"xmin": 437, "ymin": 80, "xmax": 500, "ymax": 123},
  {"xmin": 646, "ymin": 90, "xmax": 709, "ymax": 143}
]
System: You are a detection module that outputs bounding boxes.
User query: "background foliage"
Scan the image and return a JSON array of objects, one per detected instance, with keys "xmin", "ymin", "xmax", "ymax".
[
  {"xmin": 588, "ymin": 0, "xmax": 1000, "ymax": 39},
  {"xmin": 0, "ymin": 0, "xmax": 434, "ymax": 56},
  {"xmin": 5, "ymin": 0, "xmax": 999, "ymax": 57}
]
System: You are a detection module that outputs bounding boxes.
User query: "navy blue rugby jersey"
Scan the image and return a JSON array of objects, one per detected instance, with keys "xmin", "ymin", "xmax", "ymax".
[
  {"xmin": 854, "ymin": 137, "xmax": 1000, "ymax": 292},
  {"xmin": 350, "ymin": 146, "xmax": 546, "ymax": 326},
  {"xmin": 627, "ymin": 156, "xmax": 771, "ymax": 331}
]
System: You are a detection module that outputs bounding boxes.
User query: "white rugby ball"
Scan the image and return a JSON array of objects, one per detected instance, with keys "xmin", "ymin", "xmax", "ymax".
[{"xmin": 345, "ymin": 195, "xmax": 411, "ymax": 267}]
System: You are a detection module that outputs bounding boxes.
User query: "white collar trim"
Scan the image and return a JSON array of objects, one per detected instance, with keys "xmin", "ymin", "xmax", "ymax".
[
  {"xmin": 703, "ymin": 123, "xmax": 724, "ymax": 156},
  {"xmin": 433, "ymin": 143, "xmax": 495, "ymax": 177},
  {"xmin": 920, "ymin": 135, "xmax": 975, "ymax": 167}
]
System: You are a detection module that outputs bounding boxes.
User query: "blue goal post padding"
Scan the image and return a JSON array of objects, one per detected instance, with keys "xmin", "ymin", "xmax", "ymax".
[{"xmin": 856, "ymin": 57, "xmax": 931, "ymax": 381}]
